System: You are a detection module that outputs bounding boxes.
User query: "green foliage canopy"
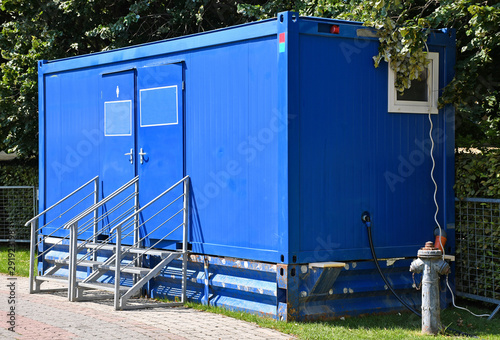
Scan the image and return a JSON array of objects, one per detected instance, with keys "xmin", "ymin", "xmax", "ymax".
[
  {"xmin": 0, "ymin": 0, "xmax": 499, "ymax": 160},
  {"xmin": 455, "ymin": 148, "xmax": 500, "ymax": 199},
  {"xmin": 0, "ymin": 0, "xmax": 247, "ymax": 158},
  {"xmin": 239, "ymin": 0, "xmax": 500, "ymax": 147}
]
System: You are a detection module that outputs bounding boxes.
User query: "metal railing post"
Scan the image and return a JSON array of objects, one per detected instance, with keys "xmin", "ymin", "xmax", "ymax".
[
  {"xmin": 134, "ymin": 180, "xmax": 139, "ymax": 248},
  {"xmin": 93, "ymin": 178, "xmax": 99, "ymax": 261},
  {"xmin": 114, "ymin": 223, "xmax": 122, "ymax": 310},
  {"xmin": 181, "ymin": 177, "xmax": 190, "ymax": 303},
  {"xmin": 32, "ymin": 186, "xmax": 37, "ymax": 225},
  {"xmin": 68, "ymin": 222, "xmax": 78, "ymax": 302},
  {"xmin": 29, "ymin": 221, "xmax": 37, "ymax": 293},
  {"xmin": 133, "ymin": 180, "xmax": 140, "ymax": 285}
]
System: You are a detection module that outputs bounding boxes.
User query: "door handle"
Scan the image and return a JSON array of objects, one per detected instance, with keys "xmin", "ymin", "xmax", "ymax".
[
  {"xmin": 139, "ymin": 148, "xmax": 147, "ymax": 164},
  {"xmin": 124, "ymin": 148, "xmax": 133, "ymax": 164}
]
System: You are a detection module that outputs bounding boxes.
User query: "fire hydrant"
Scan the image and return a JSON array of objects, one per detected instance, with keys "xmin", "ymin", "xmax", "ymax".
[{"xmin": 410, "ymin": 241, "xmax": 450, "ymax": 335}]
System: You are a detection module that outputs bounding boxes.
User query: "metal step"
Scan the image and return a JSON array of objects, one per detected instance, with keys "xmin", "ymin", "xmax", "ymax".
[
  {"xmin": 35, "ymin": 275, "xmax": 68, "ymax": 284},
  {"xmin": 54, "ymin": 259, "xmax": 100, "ymax": 268},
  {"xmin": 99, "ymin": 264, "xmax": 151, "ymax": 276},
  {"xmin": 77, "ymin": 281, "xmax": 129, "ymax": 293},
  {"xmin": 52, "ymin": 257, "xmax": 150, "ymax": 275},
  {"xmin": 44, "ymin": 237, "xmax": 178, "ymax": 258},
  {"xmin": 84, "ymin": 242, "xmax": 179, "ymax": 257}
]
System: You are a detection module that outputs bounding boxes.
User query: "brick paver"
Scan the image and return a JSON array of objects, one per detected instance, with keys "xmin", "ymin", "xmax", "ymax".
[{"xmin": 0, "ymin": 274, "xmax": 293, "ymax": 339}]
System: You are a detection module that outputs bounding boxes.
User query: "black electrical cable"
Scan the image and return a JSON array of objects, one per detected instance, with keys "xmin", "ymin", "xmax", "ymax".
[
  {"xmin": 366, "ymin": 223, "xmax": 422, "ymax": 317},
  {"xmin": 363, "ymin": 217, "xmax": 477, "ymax": 338}
]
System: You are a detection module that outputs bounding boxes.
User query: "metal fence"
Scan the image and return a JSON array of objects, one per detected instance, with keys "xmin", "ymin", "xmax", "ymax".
[
  {"xmin": 0, "ymin": 186, "xmax": 37, "ymax": 242},
  {"xmin": 455, "ymin": 197, "xmax": 500, "ymax": 318}
]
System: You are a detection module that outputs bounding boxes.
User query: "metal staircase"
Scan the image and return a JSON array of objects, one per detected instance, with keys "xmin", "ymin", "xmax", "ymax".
[{"xmin": 26, "ymin": 175, "xmax": 190, "ymax": 310}]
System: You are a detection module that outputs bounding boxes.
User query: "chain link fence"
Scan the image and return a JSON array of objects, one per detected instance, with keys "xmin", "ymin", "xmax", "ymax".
[
  {"xmin": 455, "ymin": 197, "xmax": 500, "ymax": 318},
  {"xmin": 0, "ymin": 186, "xmax": 37, "ymax": 242}
]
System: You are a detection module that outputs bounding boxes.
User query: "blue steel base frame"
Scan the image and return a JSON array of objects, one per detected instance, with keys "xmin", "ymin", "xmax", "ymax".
[
  {"xmin": 39, "ymin": 237, "xmax": 452, "ymax": 320},
  {"xmin": 149, "ymin": 254, "xmax": 452, "ymax": 321}
]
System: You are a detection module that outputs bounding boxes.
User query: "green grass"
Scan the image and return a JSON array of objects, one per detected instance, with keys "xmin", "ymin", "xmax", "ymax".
[
  {"xmin": 0, "ymin": 243, "xmax": 31, "ymax": 277},
  {"xmin": 4, "ymin": 245, "xmax": 498, "ymax": 339},
  {"xmin": 185, "ymin": 299, "xmax": 500, "ymax": 340}
]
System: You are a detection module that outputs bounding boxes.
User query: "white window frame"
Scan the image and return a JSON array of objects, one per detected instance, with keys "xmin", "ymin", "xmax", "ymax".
[
  {"xmin": 139, "ymin": 85, "xmax": 179, "ymax": 127},
  {"xmin": 104, "ymin": 100, "xmax": 133, "ymax": 136},
  {"xmin": 388, "ymin": 52, "xmax": 439, "ymax": 114}
]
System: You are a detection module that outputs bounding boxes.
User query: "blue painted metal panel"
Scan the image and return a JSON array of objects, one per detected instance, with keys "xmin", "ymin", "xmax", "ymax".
[
  {"xmin": 186, "ymin": 37, "xmax": 280, "ymax": 262},
  {"xmin": 38, "ymin": 20, "xmax": 277, "ymax": 75},
  {"xmin": 296, "ymin": 31, "xmax": 453, "ymax": 263},
  {"xmin": 38, "ymin": 61, "xmax": 47, "ymax": 225},
  {"xmin": 42, "ymin": 68, "xmax": 102, "ymax": 238},
  {"xmin": 137, "ymin": 63, "xmax": 184, "ymax": 244},
  {"xmin": 295, "ymin": 260, "xmax": 429, "ymax": 320},
  {"xmin": 276, "ymin": 12, "xmax": 301, "ymax": 266},
  {"xmin": 150, "ymin": 255, "xmax": 279, "ymax": 318},
  {"xmin": 99, "ymin": 71, "xmax": 136, "ymax": 244}
]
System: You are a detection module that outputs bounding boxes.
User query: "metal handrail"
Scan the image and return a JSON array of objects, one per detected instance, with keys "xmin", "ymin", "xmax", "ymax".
[
  {"xmin": 121, "ymin": 222, "xmax": 184, "ymax": 272},
  {"xmin": 28, "ymin": 176, "xmax": 99, "ymax": 294},
  {"xmin": 68, "ymin": 180, "xmax": 139, "ymax": 267},
  {"xmin": 120, "ymin": 193, "xmax": 184, "ymax": 240},
  {"xmin": 110, "ymin": 177, "xmax": 187, "ymax": 258},
  {"xmin": 110, "ymin": 176, "xmax": 189, "ymax": 234},
  {"xmin": 133, "ymin": 209, "xmax": 184, "ymax": 245},
  {"xmin": 74, "ymin": 191, "xmax": 137, "ymax": 238},
  {"xmin": 25, "ymin": 176, "xmax": 98, "ymax": 226},
  {"xmin": 66, "ymin": 176, "xmax": 140, "ymax": 301},
  {"xmin": 112, "ymin": 176, "xmax": 190, "ymax": 308},
  {"xmin": 75, "ymin": 205, "xmax": 138, "ymax": 266},
  {"xmin": 38, "ymin": 192, "xmax": 95, "ymax": 232},
  {"xmin": 108, "ymin": 176, "xmax": 188, "ymax": 269},
  {"xmin": 114, "ymin": 176, "xmax": 189, "ymax": 272},
  {"xmin": 64, "ymin": 176, "xmax": 139, "ymax": 229}
]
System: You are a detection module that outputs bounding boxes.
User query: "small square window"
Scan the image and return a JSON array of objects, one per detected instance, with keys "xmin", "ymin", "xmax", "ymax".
[
  {"xmin": 104, "ymin": 100, "xmax": 132, "ymax": 136},
  {"xmin": 388, "ymin": 52, "xmax": 439, "ymax": 114},
  {"xmin": 140, "ymin": 85, "xmax": 178, "ymax": 127}
]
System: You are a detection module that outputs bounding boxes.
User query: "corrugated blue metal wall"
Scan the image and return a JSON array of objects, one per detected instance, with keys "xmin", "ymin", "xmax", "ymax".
[
  {"xmin": 43, "ymin": 69, "xmax": 101, "ymax": 237},
  {"xmin": 295, "ymin": 28, "xmax": 451, "ymax": 262},
  {"xmin": 186, "ymin": 37, "xmax": 280, "ymax": 262}
]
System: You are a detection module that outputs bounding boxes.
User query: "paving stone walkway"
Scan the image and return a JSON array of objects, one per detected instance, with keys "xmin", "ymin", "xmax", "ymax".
[{"xmin": 0, "ymin": 274, "xmax": 294, "ymax": 339}]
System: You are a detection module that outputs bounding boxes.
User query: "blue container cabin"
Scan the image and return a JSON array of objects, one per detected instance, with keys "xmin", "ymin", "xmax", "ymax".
[{"xmin": 37, "ymin": 12, "xmax": 456, "ymax": 320}]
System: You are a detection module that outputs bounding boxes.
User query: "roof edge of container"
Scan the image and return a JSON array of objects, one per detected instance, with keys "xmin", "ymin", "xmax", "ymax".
[
  {"xmin": 299, "ymin": 15, "xmax": 364, "ymax": 26},
  {"xmin": 299, "ymin": 15, "xmax": 455, "ymax": 47},
  {"xmin": 38, "ymin": 16, "xmax": 278, "ymax": 74}
]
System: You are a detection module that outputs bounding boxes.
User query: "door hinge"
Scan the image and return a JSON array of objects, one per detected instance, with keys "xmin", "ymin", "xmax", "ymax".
[{"xmin": 182, "ymin": 81, "xmax": 185, "ymax": 90}]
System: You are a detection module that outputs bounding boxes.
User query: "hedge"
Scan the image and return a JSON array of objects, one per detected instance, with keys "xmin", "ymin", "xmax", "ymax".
[
  {"xmin": 455, "ymin": 148, "xmax": 500, "ymax": 199},
  {"xmin": 0, "ymin": 159, "xmax": 38, "ymax": 187}
]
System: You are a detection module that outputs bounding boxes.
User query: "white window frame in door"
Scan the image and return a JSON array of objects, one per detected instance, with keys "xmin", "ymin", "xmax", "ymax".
[
  {"xmin": 139, "ymin": 85, "xmax": 179, "ymax": 127},
  {"xmin": 104, "ymin": 100, "xmax": 133, "ymax": 136}
]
